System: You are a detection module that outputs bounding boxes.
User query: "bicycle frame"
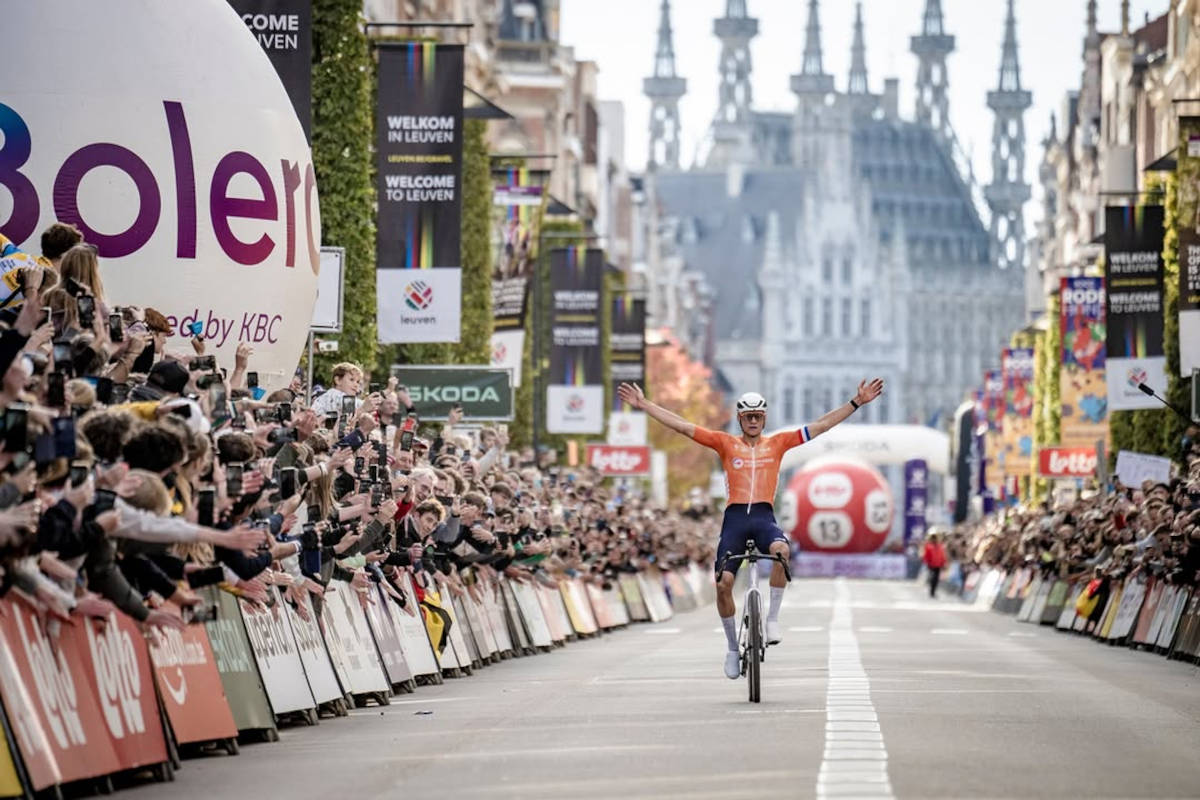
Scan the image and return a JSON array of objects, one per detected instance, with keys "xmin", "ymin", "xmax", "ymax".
[{"xmin": 720, "ymin": 543, "xmax": 792, "ymax": 702}]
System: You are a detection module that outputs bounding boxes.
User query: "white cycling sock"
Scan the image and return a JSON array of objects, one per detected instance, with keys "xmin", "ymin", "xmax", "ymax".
[
  {"xmin": 721, "ymin": 615, "xmax": 738, "ymax": 652},
  {"xmin": 768, "ymin": 586, "xmax": 785, "ymax": 622}
]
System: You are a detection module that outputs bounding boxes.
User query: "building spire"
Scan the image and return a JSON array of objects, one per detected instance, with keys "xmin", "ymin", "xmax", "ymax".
[
  {"xmin": 1120, "ymin": 0, "xmax": 1130, "ymax": 36},
  {"xmin": 997, "ymin": 0, "xmax": 1021, "ymax": 92},
  {"xmin": 707, "ymin": 0, "xmax": 759, "ymax": 167},
  {"xmin": 985, "ymin": 0, "xmax": 1032, "ymax": 272},
  {"xmin": 644, "ymin": 0, "xmax": 687, "ymax": 170},
  {"xmin": 910, "ymin": 0, "xmax": 956, "ymax": 146},
  {"xmin": 790, "ymin": 0, "xmax": 833, "ymax": 97},
  {"xmin": 848, "ymin": 2, "xmax": 868, "ymax": 94},
  {"xmin": 802, "ymin": 0, "xmax": 825, "ymax": 77}
]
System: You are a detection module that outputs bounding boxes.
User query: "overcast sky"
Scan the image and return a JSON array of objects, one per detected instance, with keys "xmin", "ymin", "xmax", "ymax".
[{"xmin": 560, "ymin": 0, "xmax": 1167, "ymax": 192}]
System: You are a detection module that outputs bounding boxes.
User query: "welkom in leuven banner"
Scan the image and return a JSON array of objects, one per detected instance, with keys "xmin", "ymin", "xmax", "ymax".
[
  {"xmin": 375, "ymin": 43, "xmax": 464, "ymax": 343},
  {"xmin": 547, "ymin": 247, "xmax": 605, "ymax": 434},
  {"xmin": 1104, "ymin": 204, "xmax": 1167, "ymax": 410}
]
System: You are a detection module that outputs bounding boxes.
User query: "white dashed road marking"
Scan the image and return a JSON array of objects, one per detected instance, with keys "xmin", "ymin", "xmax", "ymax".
[
  {"xmin": 857, "ymin": 626, "xmax": 893, "ymax": 633},
  {"xmin": 930, "ymin": 628, "xmax": 969, "ymax": 635},
  {"xmin": 817, "ymin": 580, "xmax": 893, "ymax": 799},
  {"xmin": 643, "ymin": 628, "xmax": 681, "ymax": 635}
]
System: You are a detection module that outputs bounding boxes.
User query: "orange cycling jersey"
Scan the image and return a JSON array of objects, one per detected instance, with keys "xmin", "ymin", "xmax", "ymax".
[{"xmin": 692, "ymin": 425, "xmax": 814, "ymax": 507}]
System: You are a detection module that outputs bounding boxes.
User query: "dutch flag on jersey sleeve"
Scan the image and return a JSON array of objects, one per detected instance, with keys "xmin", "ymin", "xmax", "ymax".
[{"xmin": 797, "ymin": 425, "xmax": 812, "ymax": 445}]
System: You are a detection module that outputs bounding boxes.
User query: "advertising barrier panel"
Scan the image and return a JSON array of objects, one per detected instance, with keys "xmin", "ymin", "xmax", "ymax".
[
  {"xmin": 147, "ymin": 622, "xmax": 239, "ymax": 746},
  {"xmin": 0, "ymin": 593, "xmax": 122, "ymax": 787},
  {"xmin": 204, "ymin": 588, "xmax": 277, "ymax": 733},
  {"xmin": 618, "ymin": 575, "xmax": 650, "ymax": 622},
  {"xmin": 321, "ymin": 584, "xmax": 390, "ymax": 695},
  {"xmin": 239, "ymin": 597, "xmax": 316, "ymax": 715},
  {"xmin": 283, "ymin": 592, "xmax": 344, "ymax": 705},
  {"xmin": 509, "ymin": 580, "xmax": 553, "ymax": 647},
  {"xmin": 392, "ymin": 573, "xmax": 442, "ymax": 677},
  {"xmin": 364, "ymin": 588, "xmax": 414, "ymax": 687}
]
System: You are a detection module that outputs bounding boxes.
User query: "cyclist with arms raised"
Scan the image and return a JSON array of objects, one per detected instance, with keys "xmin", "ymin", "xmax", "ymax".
[{"xmin": 617, "ymin": 379, "xmax": 884, "ymax": 678}]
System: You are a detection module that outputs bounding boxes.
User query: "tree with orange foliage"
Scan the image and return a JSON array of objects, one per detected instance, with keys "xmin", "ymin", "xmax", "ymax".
[{"xmin": 643, "ymin": 332, "xmax": 730, "ymax": 504}]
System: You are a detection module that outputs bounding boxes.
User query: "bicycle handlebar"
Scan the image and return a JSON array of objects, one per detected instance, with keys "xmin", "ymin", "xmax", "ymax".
[{"xmin": 719, "ymin": 550, "xmax": 793, "ymax": 583}]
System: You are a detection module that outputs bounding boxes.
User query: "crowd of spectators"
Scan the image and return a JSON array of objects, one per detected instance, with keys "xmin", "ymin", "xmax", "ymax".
[
  {"xmin": 939, "ymin": 436, "xmax": 1200, "ymax": 621},
  {"xmin": 0, "ymin": 223, "xmax": 716, "ymax": 646}
]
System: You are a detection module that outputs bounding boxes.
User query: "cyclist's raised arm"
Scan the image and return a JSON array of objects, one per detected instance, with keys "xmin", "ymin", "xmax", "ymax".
[
  {"xmin": 807, "ymin": 377, "xmax": 884, "ymax": 438},
  {"xmin": 617, "ymin": 382, "xmax": 697, "ymax": 439}
]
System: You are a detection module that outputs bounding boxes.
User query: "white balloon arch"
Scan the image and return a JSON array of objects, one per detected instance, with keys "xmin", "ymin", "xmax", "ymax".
[{"xmin": 778, "ymin": 425, "xmax": 951, "ymax": 475}]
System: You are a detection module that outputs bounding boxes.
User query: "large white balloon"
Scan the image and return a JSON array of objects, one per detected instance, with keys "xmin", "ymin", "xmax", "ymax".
[{"xmin": 0, "ymin": 0, "xmax": 319, "ymax": 391}]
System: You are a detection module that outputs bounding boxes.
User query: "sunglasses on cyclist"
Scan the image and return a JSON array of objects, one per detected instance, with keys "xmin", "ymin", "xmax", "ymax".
[{"xmin": 739, "ymin": 412, "xmax": 765, "ymax": 423}]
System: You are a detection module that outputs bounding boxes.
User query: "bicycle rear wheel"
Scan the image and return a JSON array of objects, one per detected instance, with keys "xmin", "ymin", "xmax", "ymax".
[{"xmin": 747, "ymin": 593, "xmax": 761, "ymax": 703}]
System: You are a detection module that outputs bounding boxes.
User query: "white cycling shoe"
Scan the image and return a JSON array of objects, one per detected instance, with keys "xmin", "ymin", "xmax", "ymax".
[
  {"xmin": 724, "ymin": 650, "xmax": 740, "ymax": 679},
  {"xmin": 766, "ymin": 619, "xmax": 782, "ymax": 645}
]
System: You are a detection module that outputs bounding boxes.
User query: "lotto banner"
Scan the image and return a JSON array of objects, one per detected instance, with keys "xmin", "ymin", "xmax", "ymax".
[
  {"xmin": 1178, "ymin": 117, "xmax": 1200, "ymax": 377},
  {"xmin": 1001, "ymin": 348, "xmax": 1034, "ymax": 477},
  {"xmin": 1060, "ymin": 277, "xmax": 1108, "ymax": 448},
  {"xmin": 228, "ymin": 0, "xmax": 312, "ymax": 138},
  {"xmin": 375, "ymin": 43, "xmax": 464, "ymax": 343},
  {"xmin": 1104, "ymin": 205, "xmax": 1167, "ymax": 410},
  {"xmin": 547, "ymin": 247, "xmax": 605, "ymax": 434},
  {"xmin": 610, "ymin": 294, "xmax": 646, "ymax": 411}
]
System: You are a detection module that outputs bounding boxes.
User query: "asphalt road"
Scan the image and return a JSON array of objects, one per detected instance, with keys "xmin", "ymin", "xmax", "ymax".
[{"xmin": 123, "ymin": 578, "xmax": 1200, "ymax": 800}]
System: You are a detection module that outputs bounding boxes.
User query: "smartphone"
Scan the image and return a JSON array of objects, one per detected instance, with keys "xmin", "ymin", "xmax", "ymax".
[
  {"xmin": 197, "ymin": 488, "xmax": 215, "ymax": 527},
  {"xmin": 226, "ymin": 463, "xmax": 244, "ymax": 497},
  {"xmin": 230, "ymin": 400, "xmax": 245, "ymax": 429},
  {"xmin": 40, "ymin": 306, "xmax": 51, "ymax": 327},
  {"xmin": 323, "ymin": 412, "xmax": 338, "ymax": 431},
  {"xmin": 69, "ymin": 461, "xmax": 89, "ymax": 488},
  {"xmin": 168, "ymin": 403, "xmax": 193, "ymax": 420},
  {"xmin": 370, "ymin": 487, "xmax": 383, "ymax": 509},
  {"xmin": 51, "ymin": 340, "xmax": 72, "ymax": 370},
  {"xmin": 340, "ymin": 395, "xmax": 356, "ymax": 418},
  {"xmin": 110, "ymin": 382, "xmax": 129, "ymax": 404},
  {"xmin": 399, "ymin": 417, "xmax": 415, "ymax": 452},
  {"xmin": 208, "ymin": 382, "xmax": 228, "ymax": 415},
  {"xmin": 3, "ymin": 404, "xmax": 29, "ymax": 453},
  {"xmin": 190, "ymin": 356, "xmax": 217, "ymax": 373},
  {"xmin": 279, "ymin": 466, "xmax": 298, "ymax": 500},
  {"xmin": 368, "ymin": 464, "xmax": 380, "ymax": 482},
  {"xmin": 246, "ymin": 371, "xmax": 259, "ymax": 390},
  {"xmin": 46, "ymin": 371, "xmax": 66, "ymax": 408},
  {"xmin": 93, "ymin": 488, "xmax": 117, "ymax": 514},
  {"xmin": 107, "ymin": 312, "xmax": 123, "ymax": 342},
  {"xmin": 52, "ymin": 416, "xmax": 76, "ymax": 459},
  {"xmin": 354, "ymin": 455, "xmax": 366, "ymax": 475},
  {"xmin": 276, "ymin": 401, "xmax": 292, "ymax": 423},
  {"xmin": 460, "ymin": 450, "xmax": 471, "ymax": 464},
  {"xmin": 185, "ymin": 565, "xmax": 225, "ymax": 589},
  {"xmin": 76, "ymin": 295, "xmax": 95, "ymax": 325}
]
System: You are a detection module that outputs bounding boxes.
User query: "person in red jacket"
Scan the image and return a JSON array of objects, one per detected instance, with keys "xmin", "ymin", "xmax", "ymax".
[{"xmin": 922, "ymin": 532, "xmax": 948, "ymax": 598}]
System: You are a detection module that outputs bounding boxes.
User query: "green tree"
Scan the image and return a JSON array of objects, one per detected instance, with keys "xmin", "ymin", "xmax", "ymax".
[{"xmin": 311, "ymin": 0, "xmax": 377, "ymax": 382}]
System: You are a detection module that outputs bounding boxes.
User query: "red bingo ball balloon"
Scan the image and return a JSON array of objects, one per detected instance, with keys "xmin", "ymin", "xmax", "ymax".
[{"xmin": 783, "ymin": 459, "xmax": 893, "ymax": 553}]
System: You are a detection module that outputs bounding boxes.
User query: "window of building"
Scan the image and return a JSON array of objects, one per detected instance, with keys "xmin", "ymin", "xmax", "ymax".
[
  {"xmin": 803, "ymin": 296, "xmax": 814, "ymax": 336},
  {"xmin": 783, "ymin": 385, "xmax": 795, "ymax": 421},
  {"xmin": 860, "ymin": 299, "xmax": 871, "ymax": 338},
  {"xmin": 878, "ymin": 392, "xmax": 889, "ymax": 423},
  {"xmin": 841, "ymin": 257, "xmax": 853, "ymax": 285},
  {"xmin": 803, "ymin": 388, "xmax": 814, "ymax": 421},
  {"xmin": 821, "ymin": 298, "xmax": 832, "ymax": 336},
  {"xmin": 841, "ymin": 298, "xmax": 852, "ymax": 336},
  {"xmin": 821, "ymin": 257, "xmax": 833, "ymax": 283}
]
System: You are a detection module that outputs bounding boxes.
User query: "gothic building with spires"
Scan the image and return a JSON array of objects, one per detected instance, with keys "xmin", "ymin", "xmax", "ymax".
[{"xmin": 643, "ymin": 0, "xmax": 1030, "ymax": 435}]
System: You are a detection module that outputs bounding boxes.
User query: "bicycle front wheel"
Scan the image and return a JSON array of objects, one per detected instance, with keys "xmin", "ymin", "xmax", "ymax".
[{"xmin": 747, "ymin": 592, "xmax": 761, "ymax": 703}]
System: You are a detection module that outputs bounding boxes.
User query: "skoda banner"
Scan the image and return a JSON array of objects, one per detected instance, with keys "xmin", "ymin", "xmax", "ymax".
[
  {"xmin": 1104, "ymin": 205, "xmax": 1167, "ymax": 410},
  {"xmin": 228, "ymin": 0, "xmax": 312, "ymax": 138},
  {"xmin": 547, "ymin": 247, "xmax": 605, "ymax": 434},
  {"xmin": 375, "ymin": 43, "xmax": 464, "ymax": 343},
  {"xmin": 1178, "ymin": 117, "xmax": 1200, "ymax": 377},
  {"xmin": 391, "ymin": 365, "xmax": 513, "ymax": 421}
]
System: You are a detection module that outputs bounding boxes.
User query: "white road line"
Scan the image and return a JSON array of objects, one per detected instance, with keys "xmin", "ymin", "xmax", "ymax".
[
  {"xmin": 643, "ymin": 627, "xmax": 681, "ymax": 635},
  {"xmin": 817, "ymin": 580, "xmax": 893, "ymax": 800},
  {"xmin": 1008, "ymin": 631, "xmax": 1037, "ymax": 638},
  {"xmin": 857, "ymin": 626, "xmax": 893, "ymax": 633},
  {"xmin": 930, "ymin": 627, "xmax": 969, "ymax": 635}
]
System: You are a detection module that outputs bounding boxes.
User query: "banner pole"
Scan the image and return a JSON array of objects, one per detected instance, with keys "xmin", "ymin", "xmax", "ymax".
[{"xmin": 306, "ymin": 330, "xmax": 314, "ymax": 405}]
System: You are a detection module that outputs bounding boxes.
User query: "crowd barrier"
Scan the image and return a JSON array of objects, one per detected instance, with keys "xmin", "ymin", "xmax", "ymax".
[
  {"xmin": 966, "ymin": 565, "xmax": 1200, "ymax": 663},
  {"xmin": 0, "ymin": 564, "xmax": 710, "ymax": 798}
]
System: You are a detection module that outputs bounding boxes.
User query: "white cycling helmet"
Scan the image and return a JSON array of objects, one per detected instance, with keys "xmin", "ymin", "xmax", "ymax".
[{"xmin": 735, "ymin": 391, "xmax": 768, "ymax": 415}]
